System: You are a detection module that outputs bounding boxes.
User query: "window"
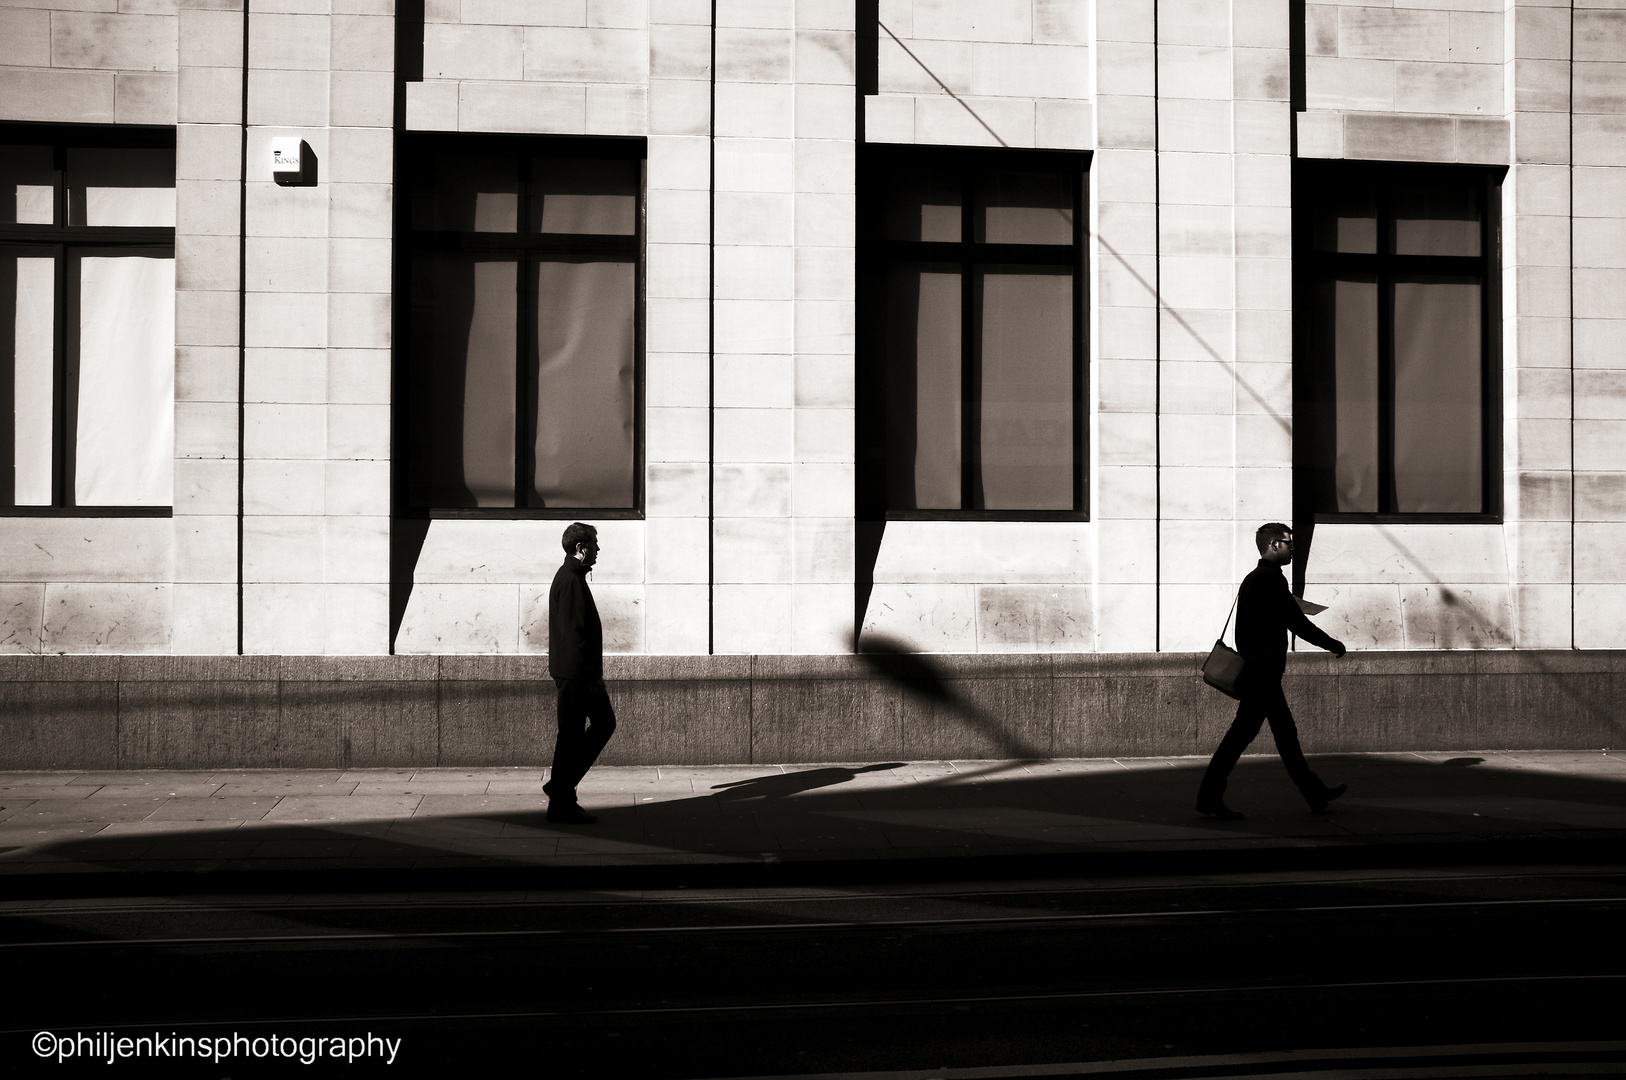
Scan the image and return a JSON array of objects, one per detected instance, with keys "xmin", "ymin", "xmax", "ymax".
[
  {"xmin": 399, "ymin": 134, "xmax": 643, "ymax": 516},
  {"xmin": 0, "ymin": 126, "xmax": 175, "ymax": 514},
  {"xmin": 857, "ymin": 146, "xmax": 1087, "ymax": 519},
  {"xmin": 1295, "ymin": 161, "xmax": 1501, "ymax": 520}
]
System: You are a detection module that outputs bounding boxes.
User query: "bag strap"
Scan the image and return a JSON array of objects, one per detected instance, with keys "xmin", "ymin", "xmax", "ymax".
[{"xmin": 1218, "ymin": 588, "xmax": 1241, "ymax": 644}]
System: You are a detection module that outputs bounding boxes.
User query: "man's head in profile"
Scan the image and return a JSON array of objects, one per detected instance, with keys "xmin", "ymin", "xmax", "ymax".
[
  {"xmin": 561, "ymin": 521, "xmax": 598, "ymax": 569},
  {"xmin": 1256, "ymin": 522, "xmax": 1293, "ymax": 565}
]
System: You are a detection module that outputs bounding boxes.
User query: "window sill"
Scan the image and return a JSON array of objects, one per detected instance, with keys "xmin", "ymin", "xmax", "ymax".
[
  {"xmin": 404, "ymin": 508, "xmax": 644, "ymax": 520},
  {"xmin": 882, "ymin": 510, "xmax": 1090, "ymax": 522},
  {"xmin": 0, "ymin": 507, "xmax": 171, "ymax": 517},
  {"xmin": 1311, "ymin": 512, "xmax": 1503, "ymax": 525}
]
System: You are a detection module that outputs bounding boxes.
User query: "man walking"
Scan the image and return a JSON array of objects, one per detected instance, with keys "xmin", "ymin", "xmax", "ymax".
[
  {"xmin": 544, "ymin": 522, "xmax": 616, "ymax": 825},
  {"xmin": 1196, "ymin": 522, "xmax": 1347, "ymax": 821}
]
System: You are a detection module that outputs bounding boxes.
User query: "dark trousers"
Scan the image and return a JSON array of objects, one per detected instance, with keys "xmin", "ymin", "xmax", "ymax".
[
  {"xmin": 548, "ymin": 678, "xmax": 617, "ymax": 804},
  {"xmin": 1198, "ymin": 673, "xmax": 1325, "ymax": 805}
]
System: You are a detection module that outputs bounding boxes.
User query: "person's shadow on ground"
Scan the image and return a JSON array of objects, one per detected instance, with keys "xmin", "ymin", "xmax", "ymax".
[{"xmin": 711, "ymin": 763, "xmax": 908, "ymax": 801}]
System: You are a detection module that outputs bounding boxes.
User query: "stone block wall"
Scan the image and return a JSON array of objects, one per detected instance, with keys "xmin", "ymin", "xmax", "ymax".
[
  {"xmin": 0, "ymin": 0, "xmax": 178, "ymax": 127},
  {"xmin": 1151, "ymin": 0, "xmax": 1296, "ymax": 655},
  {"xmin": 174, "ymin": 0, "xmax": 245, "ymax": 656},
  {"xmin": 236, "ymin": 1, "xmax": 395, "ymax": 655},
  {"xmin": 1297, "ymin": 0, "xmax": 1510, "ymax": 163},
  {"xmin": 1572, "ymin": 3, "xmax": 1626, "ymax": 647},
  {"xmin": 708, "ymin": 0, "xmax": 856, "ymax": 655},
  {"xmin": 865, "ymin": 0, "xmax": 1091, "ymax": 148}
]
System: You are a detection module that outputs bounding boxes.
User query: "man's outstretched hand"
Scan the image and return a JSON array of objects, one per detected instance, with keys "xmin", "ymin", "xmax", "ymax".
[{"xmin": 1331, "ymin": 640, "xmax": 1347, "ymax": 659}]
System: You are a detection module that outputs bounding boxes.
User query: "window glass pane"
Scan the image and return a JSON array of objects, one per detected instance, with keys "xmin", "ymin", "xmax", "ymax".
[
  {"xmin": 530, "ymin": 158, "xmax": 638, "ymax": 235},
  {"xmin": 1394, "ymin": 277, "xmax": 1482, "ymax": 512},
  {"xmin": 75, "ymin": 255, "xmax": 173, "ymax": 506},
  {"xmin": 885, "ymin": 169, "xmax": 961, "ymax": 242},
  {"xmin": 976, "ymin": 170, "xmax": 1073, "ymax": 245},
  {"xmin": 886, "ymin": 265, "xmax": 961, "ymax": 509},
  {"xmin": 406, "ymin": 254, "xmax": 517, "ymax": 507},
  {"xmin": 1393, "ymin": 181, "xmax": 1480, "ymax": 256},
  {"xmin": 1311, "ymin": 187, "xmax": 1377, "ymax": 253},
  {"xmin": 0, "ymin": 146, "xmax": 55, "ymax": 225},
  {"xmin": 1325, "ymin": 276, "xmax": 1379, "ymax": 513},
  {"xmin": 66, "ymin": 149, "xmax": 175, "ymax": 228},
  {"xmin": 411, "ymin": 156, "xmax": 518, "ymax": 233},
  {"xmin": 977, "ymin": 266, "xmax": 1072, "ymax": 510},
  {"xmin": 530, "ymin": 259, "xmax": 636, "ymax": 507},
  {"xmin": 5, "ymin": 254, "xmax": 55, "ymax": 505}
]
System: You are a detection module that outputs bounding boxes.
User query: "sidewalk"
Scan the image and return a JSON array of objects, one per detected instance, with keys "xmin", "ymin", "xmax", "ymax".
[{"xmin": 2, "ymin": 751, "xmax": 1624, "ymax": 890}]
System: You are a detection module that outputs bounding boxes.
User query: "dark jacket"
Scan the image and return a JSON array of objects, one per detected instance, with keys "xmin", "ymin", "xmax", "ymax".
[
  {"xmin": 548, "ymin": 557, "xmax": 602, "ymax": 680},
  {"xmin": 1235, "ymin": 558, "xmax": 1340, "ymax": 679}
]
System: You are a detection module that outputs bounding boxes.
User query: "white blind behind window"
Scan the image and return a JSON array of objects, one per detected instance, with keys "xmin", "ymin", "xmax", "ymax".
[
  {"xmin": 76, "ymin": 255, "xmax": 174, "ymax": 506},
  {"xmin": 12, "ymin": 256, "xmax": 54, "ymax": 504}
]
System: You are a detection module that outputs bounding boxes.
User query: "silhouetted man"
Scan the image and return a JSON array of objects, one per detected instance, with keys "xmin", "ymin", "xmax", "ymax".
[
  {"xmin": 544, "ymin": 522, "xmax": 616, "ymax": 825},
  {"xmin": 1196, "ymin": 523, "xmax": 1348, "ymax": 820}
]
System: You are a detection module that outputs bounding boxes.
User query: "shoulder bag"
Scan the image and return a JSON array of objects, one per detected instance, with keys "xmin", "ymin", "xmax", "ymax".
[{"xmin": 1200, "ymin": 590, "xmax": 1245, "ymax": 699}]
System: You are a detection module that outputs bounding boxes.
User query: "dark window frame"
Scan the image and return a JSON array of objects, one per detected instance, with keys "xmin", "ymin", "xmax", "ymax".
[
  {"xmin": 1293, "ymin": 159, "xmax": 1504, "ymax": 525},
  {"xmin": 0, "ymin": 123, "xmax": 175, "ymax": 518},
  {"xmin": 395, "ymin": 132, "xmax": 646, "ymax": 520},
  {"xmin": 857, "ymin": 144, "xmax": 1090, "ymax": 522}
]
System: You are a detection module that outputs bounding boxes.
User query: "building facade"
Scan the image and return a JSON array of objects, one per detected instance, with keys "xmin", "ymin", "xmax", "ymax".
[{"xmin": 0, "ymin": 1, "xmax": 1624, "ymax": 765}]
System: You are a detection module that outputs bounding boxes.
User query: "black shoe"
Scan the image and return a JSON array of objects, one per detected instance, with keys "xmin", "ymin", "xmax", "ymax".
[
  {"xmin": 1308, "ymin": 783, "xmax": 1347, "ymax": 813},
  {"xmin": 546, "ymin": 804, "xmax": 597, "ymax": 825},
  {"xmin": 1195, "ymin": 799, "xmax": 1244, "ymax": 821}
]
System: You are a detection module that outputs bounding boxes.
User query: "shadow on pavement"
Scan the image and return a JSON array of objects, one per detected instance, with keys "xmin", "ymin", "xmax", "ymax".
[
  {"xmin": 711, "ymin": 762, "xmax": 908, "ymax": 800},
  {"xmin": 2, "ymin": 751, "xmax": 1625, "ymax": 902}
]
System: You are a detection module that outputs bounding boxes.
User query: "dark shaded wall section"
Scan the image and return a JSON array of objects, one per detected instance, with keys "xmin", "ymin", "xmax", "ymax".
[{"xmin": 0, "ymin": 651, "xmax": 1619, "ymax": 770}]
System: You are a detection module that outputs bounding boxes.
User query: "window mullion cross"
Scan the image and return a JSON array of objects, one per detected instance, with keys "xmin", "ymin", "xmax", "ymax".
[
  {"xmin": 960, "ymin": 171, "xmax": 975, "ymax": 512},
  {"xmin": 516, "ymin": 159, "xmax": 530, "ymax": 510},
  {"xmin": 1376, "ymin": 193, "xmax": 1396, "ymax": 516},
  {"xmin": 53, "ymin": 245, "xmax": 68, "ymax": 509}
]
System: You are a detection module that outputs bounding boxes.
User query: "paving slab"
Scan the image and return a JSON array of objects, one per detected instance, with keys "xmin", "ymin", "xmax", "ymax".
[
  {"xmin": 497, "ymin": 821, "xmax": 579, "ymax": 839},
  {"xmin": 386, "ymin": 817, "xmax": 508, "ymax": 840},
  {"xmin": 351, "ymin": 780, "xmax": 497, "ymax": 796},
  {"xmin": 0, "ymin": 822, "xmax": 133, "ymax": 847},
  {"xmin": 210, "ymin": 770, "xmax": 351, "ymax": 781},
  {"xmin": 236, "ymin": 821, "xmax": 395, "ymax": 841},
  {"xmin": 136, "ymin": 839, "xmax": 260, "ymax": 861},
  {"xmin": 83, "ymin": 823, "xmax": 219, "ymax": 848},
  {"xmin": 147, "ymin": 797, "xmax": 277, "ymax": 821},
  {"xmin": 411, "ymin": 794, "xmax": 546, "ymax": 817},
  {"xmin": 27, "ymin": 839, "xmax": 153, "ymax": 862},
  {"xmin": 433, "ymin": 839, "xmax": 561, "ymax": 862},
  {"xmin": 6, "ymin": 797, "xmax": 169, "ymax": 825},
  {"xmin": 250, "ymin": 839, "xmax": 361, "ymax": 859},
  {"xmin": 407, "ymin": 769, "xmax": 548, "ymax": 782},
  {"xmin": 87, "ymin": 782, "xmax": 227, "ymax": 798},
  {"xmin": 0, "ymin": 802, "xmax": 37, "ymax": 824},
  {"xmin": 66, "ymin": 772, "xmax": 216, "ymax": 786},
  {"xmin": 214, "ymin": 781, "xmax": 361, "ymax": 797},
  {"xmin": 263, "ymin": 795, "xmax": 422, "ymax": 821},
  {"xmin": 483, "ymin": 780, "xmax": 553, "ymax": 795},
  {"xmin": 0, "ymin": 782, "xmax": 92, "ymax": 799}
]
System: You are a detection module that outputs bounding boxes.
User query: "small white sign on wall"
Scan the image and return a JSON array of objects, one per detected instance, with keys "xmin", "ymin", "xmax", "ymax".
[{"xmin": 270, "ymin": 137, "xmax": 307, "ymax": 184}]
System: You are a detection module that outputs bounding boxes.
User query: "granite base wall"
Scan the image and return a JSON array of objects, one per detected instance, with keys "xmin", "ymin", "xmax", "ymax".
[{"xmin": 0, "ymin": 651, "xmax": 1619, "ymax": 770}]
